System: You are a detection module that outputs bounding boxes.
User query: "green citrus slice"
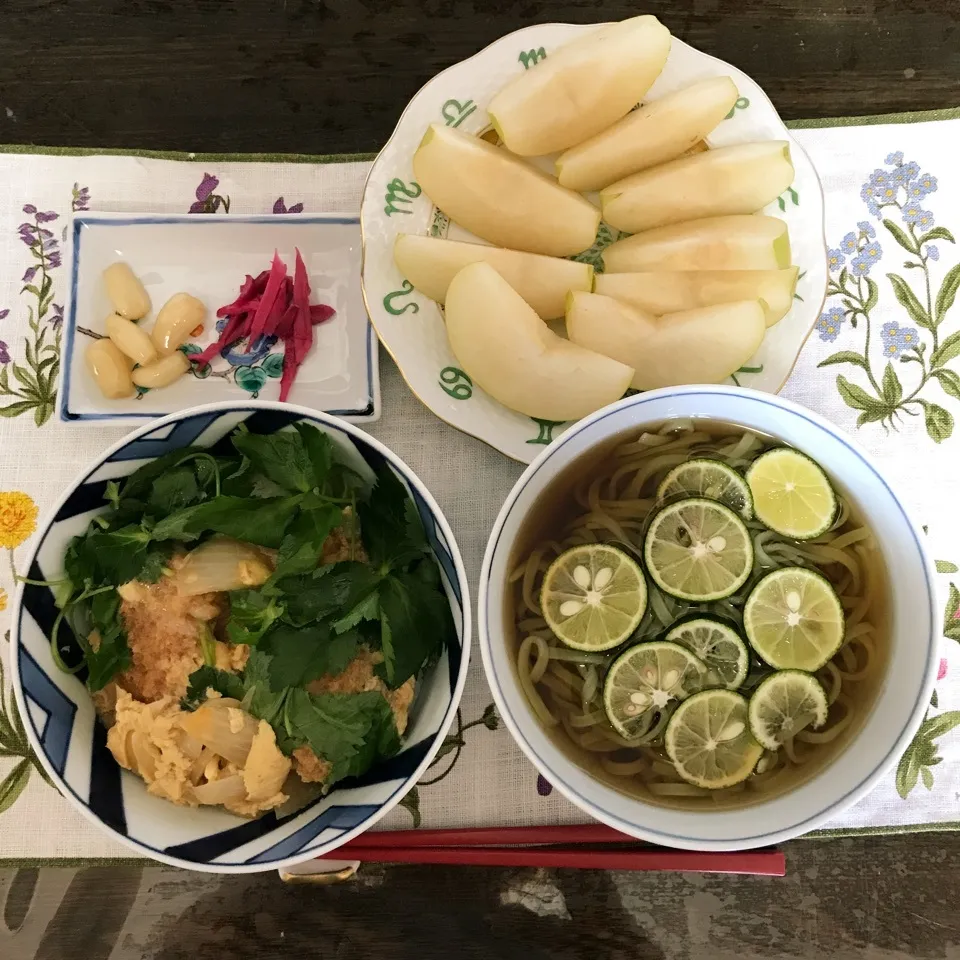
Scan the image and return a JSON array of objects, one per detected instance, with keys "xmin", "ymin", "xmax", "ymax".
[
  {"xmin": 657, "ymin": 458, "xmax": 753, "ymax": 520},
  {"xmin": 743, "ymin": 566, "xmax": 844, "ymax": 671},
  {"xmin": 602, "ymin": 641, "xmax": 708, "ymax": 739},
  {"xmin": 665, "ymin": 617, "xmax": 750, "ymax": 690},
  {"xmin": 540, "ymin": 544, "xmax": 647, "ymax": 651},
  {"xmin": 643, "ymin": 497, "xmax": 754, "ymax": 602},
  {"xmin": 745, "ymin": 448, "xmax": 837, "ymax": 539},
  {"xmin": 664, "ymin": 689, "xmax": 763, "ymax": 789},
  {"xmin": 747, "ymin": 670, "xmax": 829, "ymax": 750}
]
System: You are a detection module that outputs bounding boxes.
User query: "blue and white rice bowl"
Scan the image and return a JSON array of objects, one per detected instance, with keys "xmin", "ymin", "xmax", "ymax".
[{"xmin": 12, "ymin": 401, "xmax": 470, "ymax": 873}]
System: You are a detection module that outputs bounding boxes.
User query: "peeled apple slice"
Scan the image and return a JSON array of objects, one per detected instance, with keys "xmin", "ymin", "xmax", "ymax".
[
  {"xmin": 556, "ymin": 77, "xmax": 739, "ymax": 191},
  {"xmin": 412, "ymin": 124, "xmax": 600, "ymax": 257},
  {"xmin": 595, "ymin": 267, "xmax": 799, "ymax": 327},
  {"xmin": 445, "ymin": 263, "xmax": 634, "ymax": 420},
  {"xmin": 601, "ymin": 142, "xmax": 795, "ymax": 233},
  {"xmin": 487, "ymin": 15, "xmax": 671, "ymax": 157},
  {"xmin": 602, "ymin": 216, "xmax": 791, "ymax": 273},
  {"xmin": 565, "ymin": 292, "xmax": 766, "ymax": 389},
  {"xmin": 393, "ymin": 234, "xmax": 593, "ymax": 319}
]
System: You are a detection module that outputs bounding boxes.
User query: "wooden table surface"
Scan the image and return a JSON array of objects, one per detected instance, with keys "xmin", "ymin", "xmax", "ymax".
[{"xmin": 1, "ymin": 0, "xmax": 959, "ymax": 957}]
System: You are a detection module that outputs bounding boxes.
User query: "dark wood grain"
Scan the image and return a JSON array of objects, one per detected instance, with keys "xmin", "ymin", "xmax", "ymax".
[
  {"xmin": 3, "ymin": 833, "xmax": 960, "ymax": 959},
  {"xmin": 0, "ymin": 0, "xmax": 958, "ymax": 155},
  {"xmin": 1, "ymin": 2, "xmax": 959, "ymax": 958}
]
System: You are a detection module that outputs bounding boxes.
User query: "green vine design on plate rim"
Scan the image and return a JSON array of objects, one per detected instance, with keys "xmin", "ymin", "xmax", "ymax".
[{"xmin": 817, "ymin": 153, "xmax": 960, "ymax": 442}]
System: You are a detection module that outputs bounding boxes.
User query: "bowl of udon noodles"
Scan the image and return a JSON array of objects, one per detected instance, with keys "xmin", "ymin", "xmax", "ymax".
[{"xmin": 479, "ymin": 385, "xmax": 938, "ymax": 851}]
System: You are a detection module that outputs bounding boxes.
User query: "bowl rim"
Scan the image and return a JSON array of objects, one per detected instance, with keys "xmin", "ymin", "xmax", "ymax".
[
  {"xmin": 478, "ymin": 384, "xmax": 939, "ymax": 850},
  {"xmin": 11, "ymin": 399, "xmax": 472, "ymax": 873}
]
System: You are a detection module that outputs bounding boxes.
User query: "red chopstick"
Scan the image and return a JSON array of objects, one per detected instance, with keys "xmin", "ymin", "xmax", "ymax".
[
  {"xmin": 319, "ymin": 844, "xmax": 784, "ymax": 875},
  {"xmin": 316, "ymin": 824, "xmax": 785, "ymax": 875}
]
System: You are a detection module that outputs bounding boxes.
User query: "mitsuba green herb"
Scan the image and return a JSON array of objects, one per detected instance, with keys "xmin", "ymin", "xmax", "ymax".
[{"xmin": 53, "ymin": 422, "xmax": 454, "ymax": 787}]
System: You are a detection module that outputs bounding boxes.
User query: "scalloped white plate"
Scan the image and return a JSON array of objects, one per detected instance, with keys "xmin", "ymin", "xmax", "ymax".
[{"xmin": 361, "ymin": 22, "xmax": 827, "ymax": 462}]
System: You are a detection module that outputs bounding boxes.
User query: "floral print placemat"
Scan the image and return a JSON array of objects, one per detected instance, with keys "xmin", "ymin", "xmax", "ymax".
[{"xmin": 0, "ymin": 109, "xmax": 959, "ymax": 862}]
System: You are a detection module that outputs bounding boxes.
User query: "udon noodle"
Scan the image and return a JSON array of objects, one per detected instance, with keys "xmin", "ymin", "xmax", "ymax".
[{"xmin": 509, "ymin": 420, "xmax": 887, "ymax": 808}]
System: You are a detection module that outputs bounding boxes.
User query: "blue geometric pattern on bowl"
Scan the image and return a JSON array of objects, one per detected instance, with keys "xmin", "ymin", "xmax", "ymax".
[{"xmin": 12, "ymin": 403, "xmax": 469, "ymax": 872}]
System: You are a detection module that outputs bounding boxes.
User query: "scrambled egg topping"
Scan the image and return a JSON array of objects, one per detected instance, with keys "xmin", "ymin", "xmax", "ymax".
[
  {"xmin": 107, "ymin": 689, "xmax": 291, "ymax": 816},
  {"xmin": 102, "ymin": 529, "xmax": 414, "ymax": 816}
]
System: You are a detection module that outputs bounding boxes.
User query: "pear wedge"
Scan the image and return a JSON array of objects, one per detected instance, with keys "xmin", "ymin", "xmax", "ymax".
[
  {"xmin": 393, "ymin": 235, "xmax": 593, "ymax": 319},
  {"xmin": 556, "ymin": 77, "xmax": 739, "ymax": 191},
  {"xmin": 595, "ymin": 267, "xmax": 799, "ymax": 326},
  {"xmin": 413, "ymin": 124, "xmax": 600, "ymax": 257},
  {"xmin": 566, "ymin": 292, "xmax": 766, "ymax": 389},
  {"xmin": 601, "ymin": 141, "xmax": 795, "ymax": 233},
  {"xmin": 445, "ymin": 263, "xmax": 634, "ymax": 421},
  {"xmin": 487, "ymin": 15, "xmax": 671, "ymax": 156},
  {"xmin": 602, "ymin": 216, "xmax": 791, "ymax": 272}
]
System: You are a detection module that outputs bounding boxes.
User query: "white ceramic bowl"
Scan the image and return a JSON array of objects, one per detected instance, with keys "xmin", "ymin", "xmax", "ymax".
[
  {"xmin": 12, "ymin": 401, "xmax": 470, "ymax": 873},
  {"xmin": 479, "ymin": 386, "xmax": 937, "ymax": 850}
]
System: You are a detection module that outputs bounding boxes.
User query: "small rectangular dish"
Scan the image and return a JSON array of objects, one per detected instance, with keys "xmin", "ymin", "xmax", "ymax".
[{"xmin": 60, "ymin": 213, "xmax": 380, "ymax": 424}]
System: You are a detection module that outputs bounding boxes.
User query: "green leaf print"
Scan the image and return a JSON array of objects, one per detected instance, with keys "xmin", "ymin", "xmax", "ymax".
[
  {"xmin": 836, "ymin": 374, "xmax": 882, "ymax": 412},
  {"xmin": 935, "ymin": 264, "xmax": 960, "ymax": 325},
  {"xmin": 932, "ymin": 368, "xmax": 960, "ymax": 400},
  {"xmin": 931, "ymin": 331, "xmax": 960, "ymax": 369},
  {"xmin": 935, "ymin": 561, "xmax": 959, "ymax": 574},
  {"xmin": 896, "ymin": 711, "xmax": 960, "ymax": 799},
  {"xmin": 920, "ymin": 226, "xmax": 956, "ymax": 246},
  {"xmin": 882, "ymin": 218, "xmax": 920, "ymax": 256},
  {"xmin": 887, "ymin": 273, "xmax": 932, "ymax": 329},
  {"xmin": 882, "ymin": 362, "xmax": 903, "ymax": 403},
  {"xmin": 944, "ymin": 583, "xmax": 960, "ymax": 642},
  {"xmin": 0, "ymin": 759, "xmax": 30, "ymax": 815},
  {"xmin": 820, "ymin": 351, "xmax": 869, "ymax": 370},
  {"xmin": 920, "ymin": 400, "xmax": 953, "ymax": 443}
]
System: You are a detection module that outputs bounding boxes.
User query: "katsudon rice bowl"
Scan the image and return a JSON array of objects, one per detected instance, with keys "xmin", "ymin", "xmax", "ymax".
[{"xmin": 11, "ymin": 401, "xmax": 470, "ymax": 872}]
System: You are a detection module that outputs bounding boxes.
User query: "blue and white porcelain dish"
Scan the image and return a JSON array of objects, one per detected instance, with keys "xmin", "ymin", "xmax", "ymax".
[
  {"xmin": 11, "ymin": 401, "xmax": 470, "ymax": 873},
  {"xmin": 60, "ymin": 213, "xmax": 380, "ymax": 424},
  {"xmin": 479, "ymin": 385, "xmax": 937, "ymax": 851}
]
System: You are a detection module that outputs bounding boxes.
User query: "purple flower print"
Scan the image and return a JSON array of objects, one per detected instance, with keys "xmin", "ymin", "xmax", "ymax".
[
  {"xmin": 71, "ymin": 183, "xmax": 90, "ymax": 212},
  {"xmin": 938, "ymin": 658, "xmax": 948, "ymax": 681},
  {"xmin": 2, "ymin": 200, "xmax": 64, "ymax": 425},
  {"xmin": 189, "ymin": 173, "xmax": 230, "ymax": 214},
  {"xmin": 0, "ymin": 309, "xmax": 10, "ymax": 364},
  {"xmin": 927, "ymin": 245, "xmax": 940, "ymax": 262},
  {"xmin": 195, "ymin": 173, "xmax": 218, "ymax": 202},
  {"xmin": 273, "ymin": 196, "xmax": 304, "ymax": 215},
  {"xmin": 536, "ymin": 774, "xmax": 553, "ymax": 797}
]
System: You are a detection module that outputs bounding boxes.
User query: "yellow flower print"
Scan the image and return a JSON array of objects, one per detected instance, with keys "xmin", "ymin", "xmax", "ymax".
[
  {"xmin": 0, "ymin": 587, "xmax": 6, "ymax": 612},
  {"xmin": 0, "ymin": 491, "xmax": 38, "ymax": 550}
]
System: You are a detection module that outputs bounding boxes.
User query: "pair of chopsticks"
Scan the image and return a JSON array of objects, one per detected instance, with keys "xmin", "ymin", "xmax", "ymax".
[{"xmin": 317, "ymin": 823, "xmax": 786, "ymax": 875}]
